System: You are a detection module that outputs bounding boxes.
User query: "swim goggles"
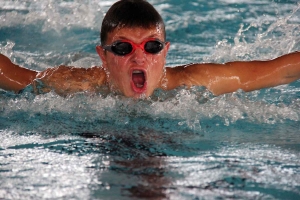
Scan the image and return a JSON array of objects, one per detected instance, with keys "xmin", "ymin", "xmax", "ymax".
[{"xmin": 102, "ymin": 38, "xmax": 167, "ymax": 56}]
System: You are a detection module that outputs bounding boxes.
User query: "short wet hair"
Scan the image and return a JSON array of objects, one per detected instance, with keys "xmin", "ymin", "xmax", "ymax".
[{"xmin": 100, "ymin": 0, "xmax": 166, "ymax": 45}]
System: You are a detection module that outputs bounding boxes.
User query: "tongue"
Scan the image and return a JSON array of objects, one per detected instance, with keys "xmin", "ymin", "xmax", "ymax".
[{"xmin": 132, "ymin": 73, "xmax": 145, "ymax": 87}]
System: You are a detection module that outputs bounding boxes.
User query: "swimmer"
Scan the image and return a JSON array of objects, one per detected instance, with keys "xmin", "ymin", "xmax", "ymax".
[{"xmin": 0, "ymin": 0, "xmax": 300, "ymax": 98}]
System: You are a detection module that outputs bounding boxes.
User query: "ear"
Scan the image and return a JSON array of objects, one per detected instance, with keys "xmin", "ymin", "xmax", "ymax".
[
  {"xmin": 163, "ymin": 42, "xmax": 170, "ymax": 59},
  {"xmin": 96, "ymin": 46, "xmax": 107, "ymax": 68},
  {"xmin": 165, "ymin": 42, "xmax": 170, "ymax": 51}
]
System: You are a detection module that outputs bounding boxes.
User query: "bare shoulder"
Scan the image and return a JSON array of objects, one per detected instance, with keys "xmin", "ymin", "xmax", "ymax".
[
  {"xmin": 38, "ymin": 65, "xmax": 106, "ymax": 82},
  {"xmin": 164, "ymin": 63, "xmax": 223, "ymax": 91},
  {"xmin": 35, "ymin": 65, "xmax": 107, "ymax": 95}
]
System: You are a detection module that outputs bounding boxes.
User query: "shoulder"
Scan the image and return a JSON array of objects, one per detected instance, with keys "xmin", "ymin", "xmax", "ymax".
[
  {"xmin": 87, "ymin": 66, "xmax": 107, "ymax": 85},
  {"xmin": 34, "ymin": 66, "xmax": 107, "ymax": 95},
  {"xmin": 164, "ymin": 63, "xmax": 211, "ymax": 90},
  {"xmin": 38, "ymin": 65, "xmax": 106, "ymax": 80},
  {"xmin": 164, "ymin": 62, "xmax": 231, "ymax": 93}
]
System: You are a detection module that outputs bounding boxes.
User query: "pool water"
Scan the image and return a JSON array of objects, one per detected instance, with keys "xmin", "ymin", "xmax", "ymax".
[{"xmin": 1, "ymin": 0, "xmax": 300, "ymax": 199}]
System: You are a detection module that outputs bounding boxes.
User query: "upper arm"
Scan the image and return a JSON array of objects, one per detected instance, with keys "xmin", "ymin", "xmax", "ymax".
[{"xmin": 0, "ymin": 54, "xmax": 38, "ymax": 92}]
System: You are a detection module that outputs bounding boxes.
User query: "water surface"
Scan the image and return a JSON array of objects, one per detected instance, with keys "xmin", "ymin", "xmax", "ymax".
[{"xmin": 0, "ymin": 0, "xmax": 300, "ymax": 199}]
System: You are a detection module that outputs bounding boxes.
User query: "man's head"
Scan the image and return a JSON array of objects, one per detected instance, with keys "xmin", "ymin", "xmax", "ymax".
[
  {"xmin": 100, "ymin": 0, "xmax": 166, "ymax": 45},
  {"xmin": 96, "ymin": 0, "xmax": 170, "ymax": 98}
]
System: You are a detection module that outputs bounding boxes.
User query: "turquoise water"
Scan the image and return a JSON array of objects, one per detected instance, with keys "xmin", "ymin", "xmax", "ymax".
[{"xmin": 0, "ymin": 0, "xmax": 300, "ymax": 199}]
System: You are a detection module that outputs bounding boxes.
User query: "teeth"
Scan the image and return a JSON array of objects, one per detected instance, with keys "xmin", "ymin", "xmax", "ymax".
[
  {"xmin": 133, "ymin": 70, "xmax": 143, "ymax": 74},
  {"xmin": 136, "ymin": 84, "xmax": 143, "ymax": 88}
]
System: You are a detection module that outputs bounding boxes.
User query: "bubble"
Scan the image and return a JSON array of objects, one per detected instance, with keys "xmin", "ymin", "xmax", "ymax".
[
  {"xmin": 160, "ymin": 67, "xmax": 168, "ymax": 90},
  {"xmin": 204, "ymin": 4, "xmax": 300, "ymax": 63},
  {"xmin": 0, "ymin": 0, "xmax": 104, "ymax": 32},
  {"xmin": 0, "ymin": 0, "xmax": 299, "ymax": 135},
  {"xmin": 0, "ymin": 41, "xmax": 15, "ymax": 58}
]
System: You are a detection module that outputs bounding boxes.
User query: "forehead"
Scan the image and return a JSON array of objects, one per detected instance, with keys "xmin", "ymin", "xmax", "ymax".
[{"xmin": 106, "ymin": 26, "xmax": 165, "ymax": 43}]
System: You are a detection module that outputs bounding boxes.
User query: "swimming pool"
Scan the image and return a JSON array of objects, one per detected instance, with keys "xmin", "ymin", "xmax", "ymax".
[{"xmin": 0, "ymin": 0, "xmax": 300, "ymax": 199}]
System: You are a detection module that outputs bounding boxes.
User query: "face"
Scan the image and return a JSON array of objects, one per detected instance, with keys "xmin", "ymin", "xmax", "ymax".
[{"xmin": 96, "ymin": 26, "xmax": 170, "ymax": 98}]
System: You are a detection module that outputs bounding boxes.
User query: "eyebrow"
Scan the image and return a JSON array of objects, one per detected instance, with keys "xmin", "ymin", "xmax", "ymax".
[{"xmin": 114, "ymin": 34, "xmax": 161, "ymax": 41}]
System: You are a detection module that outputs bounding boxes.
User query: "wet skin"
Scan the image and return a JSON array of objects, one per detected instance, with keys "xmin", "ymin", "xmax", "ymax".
[
  {"xmin": 0, "ymin": 28, "xmax": 300, "ymax": 97},
  {"xmin": 96, "ymin": 27, "xmax": 170, "ymax": 99}
]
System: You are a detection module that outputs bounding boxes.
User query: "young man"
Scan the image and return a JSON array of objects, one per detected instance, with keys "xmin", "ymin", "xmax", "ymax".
[{"xmin": 0, "ymin": 0, "xmax": 300, "ymax": 98}]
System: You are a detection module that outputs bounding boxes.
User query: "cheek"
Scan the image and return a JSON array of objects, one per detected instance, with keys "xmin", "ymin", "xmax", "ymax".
[
  {"xmin": 150, "ymin": 55, "xmax": 165, "ymax": 71},
  {"xmin": 107, "ymin": 56, "xmax": 129, "ymax": 76},
  {"xmin": 147, "ymin": 56, "xmax": 165, "ymax": 82}
]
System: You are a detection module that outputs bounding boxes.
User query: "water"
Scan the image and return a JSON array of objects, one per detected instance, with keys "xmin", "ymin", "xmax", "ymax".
[{"xmin": 0, "ymin": 0, "xmax": 300, "ymax": 199}]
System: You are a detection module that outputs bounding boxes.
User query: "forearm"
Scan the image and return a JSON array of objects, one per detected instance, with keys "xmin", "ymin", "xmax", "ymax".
[
  {"xmin": 227, "ymin": 51, "xmax": 300, "ymax": 93},
  {"xmin": 0, "ymin": 54, "xmax": 38, "ymax": 92},
  {"xmin": 271, "ymin": 51, "xmax": 300, "ymax": 84}
]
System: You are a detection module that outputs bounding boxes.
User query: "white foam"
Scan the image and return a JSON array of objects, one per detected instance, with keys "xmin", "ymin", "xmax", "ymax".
[
  {"xmin": 0, "ymin": 0, "xmax": 105, "ymax": 32},
  {"xmin": 204, "ymin": 4, "xmax": 300, "ymax": 63},
  {"xmin": 0, "ymin": 0, "xmax": 299, "ymax": 134}
]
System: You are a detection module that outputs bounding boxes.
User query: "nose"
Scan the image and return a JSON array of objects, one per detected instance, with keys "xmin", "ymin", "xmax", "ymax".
[{"xmin": 132, "ymin": 47, "xmax": 146, "ymax": 65}]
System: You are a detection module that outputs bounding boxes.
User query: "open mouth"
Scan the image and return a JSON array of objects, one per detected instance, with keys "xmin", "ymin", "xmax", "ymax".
[{"xmin": 131, "ymin": 69, "xmax": 147, "ymax": 92}]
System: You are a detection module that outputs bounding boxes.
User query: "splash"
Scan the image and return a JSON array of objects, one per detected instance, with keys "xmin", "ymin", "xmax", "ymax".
[
  {"xmin": 0, "ymin": 0, "xmax": 299, "ymax": 136},
  {"xmin": 204, "ymin": 3, "xmax": 300, "ymax": 63},
  {"xmin": 0, "ymin": 0, "xmax": 104, "ymax": 32},
  {"xmin": 0, "ymin": 40, "xmax": 14, "ymax": 59},
  {"xmin": 1, "ymin": 2, "xmax": 300, "ymax": 200},
  {"xmin": 0, "ymin": 85, "xmax": 299, "ymax": 135}
]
